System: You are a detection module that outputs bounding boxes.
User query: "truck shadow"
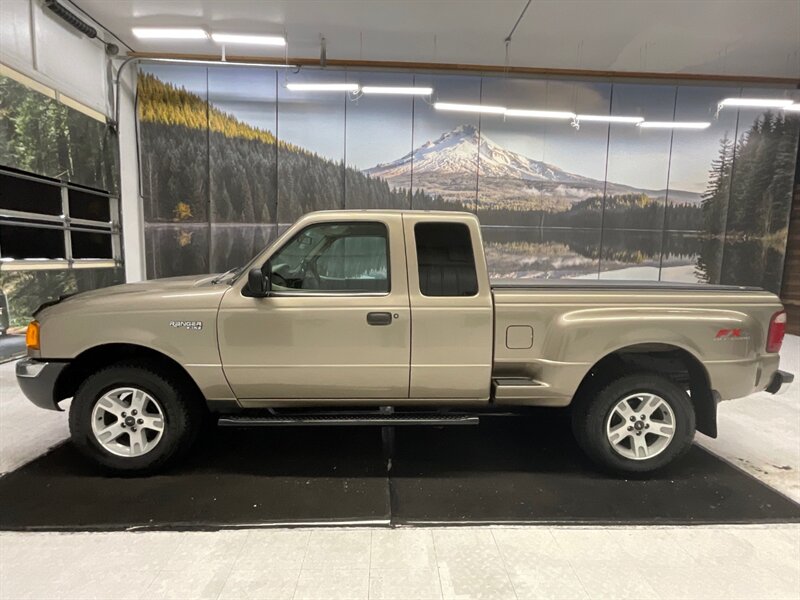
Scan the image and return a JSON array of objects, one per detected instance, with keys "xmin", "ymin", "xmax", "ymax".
[{"xmin": 182, "ymin": 410, "xmax": 587, "ymax": 478}]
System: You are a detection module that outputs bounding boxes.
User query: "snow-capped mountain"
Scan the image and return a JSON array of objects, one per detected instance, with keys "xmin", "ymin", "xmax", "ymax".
[
  {"xmin": 366, "ymin": 124, "xmax": 589, "ymax": 183},
  {"xmin": 364, "ymin": 124, "xmax": 701, "ymax": 206}
]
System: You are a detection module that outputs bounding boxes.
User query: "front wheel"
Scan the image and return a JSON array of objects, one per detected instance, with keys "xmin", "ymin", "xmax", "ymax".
[
  {"xmin": 69, "ymin": 361, "xmax": 203, "ymax": 474},
  {"xmin": 571, "ymin": 373, "xmax": 696, "ymax": 474}
]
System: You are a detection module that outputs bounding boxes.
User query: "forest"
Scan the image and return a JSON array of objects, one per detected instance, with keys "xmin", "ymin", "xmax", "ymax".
[
  {"xmin": 138, "ymin": 73, "xmax": 458, "ymax": 225},
  {"xmin": 698, "ymin": 112, "xmax": 799, "ymax": 289},
  {"xmin": 0, "ymin": 75, "xmax": 117, "ymax": 193},
  {"xmin": 702, "ymin": 113, "xmax": 798, "ymax": 237},
  {"xmin": 479, "ymin": 193, "xmax": 702, "ymax": 230}
]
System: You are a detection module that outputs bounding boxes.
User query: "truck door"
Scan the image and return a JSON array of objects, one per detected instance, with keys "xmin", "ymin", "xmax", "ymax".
[
  {"xmin": 217, "ymin": 214, "xmax": 410, "ymax": 400},
  {"xmin": 402, "ymin": 214, "xmax": 494, "ymax": 400}
]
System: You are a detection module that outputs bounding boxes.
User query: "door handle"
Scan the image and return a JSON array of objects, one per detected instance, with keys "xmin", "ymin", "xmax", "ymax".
[{"xmin": 366, "ymin": 312, "xmax": 393, "ymax": 326}]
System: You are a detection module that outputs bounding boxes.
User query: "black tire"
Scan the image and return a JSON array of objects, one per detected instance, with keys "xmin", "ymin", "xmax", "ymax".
[
  {"xmin": 69, "ymin": 361, "xmax": 203, "ymax": 474},
  {"xmin": 571, "ymin": 373, "xmax": 696, "ymax": 474}
]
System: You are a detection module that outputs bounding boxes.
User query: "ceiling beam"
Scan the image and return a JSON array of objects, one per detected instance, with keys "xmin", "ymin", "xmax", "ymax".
[{"xmin": 127, "ymin": 52, "xmax": 800, "ymax": 87}]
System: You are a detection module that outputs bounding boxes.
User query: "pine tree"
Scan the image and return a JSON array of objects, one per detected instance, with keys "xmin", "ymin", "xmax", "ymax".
[{"xmin": 701, "ymin": 133, "xmax": 734, "ymax": 236}]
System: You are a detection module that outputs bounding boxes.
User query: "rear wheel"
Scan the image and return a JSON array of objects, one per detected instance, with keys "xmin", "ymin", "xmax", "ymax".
[
  {"xmin": 69, "ymin": 362, "xmax": 203, "ymax": 474},
  {"xmin": 571, "ymin": 373, "xmax": 695, "ymax": 474}
]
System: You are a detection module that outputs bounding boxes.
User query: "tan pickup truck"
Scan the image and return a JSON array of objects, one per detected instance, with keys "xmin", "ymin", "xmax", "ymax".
[{"xmin": 17, "ymin": 210, "xmax": 792, "ymax": 474}]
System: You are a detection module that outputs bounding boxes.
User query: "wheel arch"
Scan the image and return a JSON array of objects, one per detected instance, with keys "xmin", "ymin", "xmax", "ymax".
[
  {"xmin": 573, "ymin": 342, "xmax": 717, "ymax": 437},
  {"xmin": 54, "ymin": 343, "xmax": 205, "ymax": 407}
]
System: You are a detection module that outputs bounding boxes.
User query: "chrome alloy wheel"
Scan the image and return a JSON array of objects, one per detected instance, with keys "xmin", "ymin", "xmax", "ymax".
[
  {"xmin": 90, "ymin": 387, "xmax": 165, "ymax": 457},
  {"xmin": 605, "ymin": 392, "xmax": 676, "ymax": 460}
]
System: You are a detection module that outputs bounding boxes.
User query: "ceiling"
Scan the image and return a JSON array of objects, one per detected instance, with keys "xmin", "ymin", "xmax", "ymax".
[{"xmin": 73, "ymin": 0, "xmax": 800, "ymax": 79}]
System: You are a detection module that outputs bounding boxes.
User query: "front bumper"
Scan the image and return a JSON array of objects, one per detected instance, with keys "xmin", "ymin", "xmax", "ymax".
[
  {"xmin": 765, "ymin": 370, "xmax": 795, "ymax": 395},
  {"xmin": 15, "ymin": 358, "xmax": 68, "ymax": 411}
]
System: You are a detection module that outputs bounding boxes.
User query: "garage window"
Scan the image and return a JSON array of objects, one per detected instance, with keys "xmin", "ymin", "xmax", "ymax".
[{"xmin": 0, "ymin": 169, "xmax": 119, "ymax": 269}]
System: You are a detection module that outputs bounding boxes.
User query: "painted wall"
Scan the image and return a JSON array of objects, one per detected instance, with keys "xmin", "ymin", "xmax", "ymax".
[
  {"xmin": 138, "ymin": 66, "xmax": 799, "ymax": 293},
  {"xmin": 0, "ymin": 0, "xmax": 110, "ymax": 115}
]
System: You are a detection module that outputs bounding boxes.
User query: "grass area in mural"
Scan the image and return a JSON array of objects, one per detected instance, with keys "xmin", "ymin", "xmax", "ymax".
[{"xmin": 137, "ymin": 74, "xmax": 798, "ymax": 292}]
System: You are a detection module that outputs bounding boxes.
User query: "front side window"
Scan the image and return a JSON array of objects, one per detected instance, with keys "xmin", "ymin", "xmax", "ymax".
[{"xmin": 267, "ymin": 222, "xmax": 389, "ymax": 293}]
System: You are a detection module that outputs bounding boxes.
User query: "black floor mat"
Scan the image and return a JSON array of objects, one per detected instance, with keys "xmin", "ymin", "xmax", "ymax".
[
  {"xmin": 389, "ymin": 415, "xmax": 800, "ymax": 525},
  {"xmin": 1, "ymin": 412, "xmax": 798, "ymax": 530},
  {"xmin": 0, "ymin": 427, "xmax": 389, "ymax": 530}
]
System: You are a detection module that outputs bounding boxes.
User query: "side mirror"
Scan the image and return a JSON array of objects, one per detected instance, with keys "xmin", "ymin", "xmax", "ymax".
[{"xmin": 247, "ymin": 267, "xmax": 270, "ymax": 297}]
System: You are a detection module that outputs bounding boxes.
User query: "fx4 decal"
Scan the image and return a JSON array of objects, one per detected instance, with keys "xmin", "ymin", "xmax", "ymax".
[{"xmin": 715, "ymin": 328, "xmax": 748, "ymax": 340}]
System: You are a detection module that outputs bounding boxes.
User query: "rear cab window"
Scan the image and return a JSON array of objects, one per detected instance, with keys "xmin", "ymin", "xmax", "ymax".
[{"xmin": 414, "ymin": 222, "xmax": 478, "ymax": 297}]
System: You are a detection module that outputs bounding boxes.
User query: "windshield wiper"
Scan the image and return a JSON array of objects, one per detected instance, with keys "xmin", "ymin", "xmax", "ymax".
[{"xmin": 212, "ymin": 267, "xmax": 239, "ymax": 284}]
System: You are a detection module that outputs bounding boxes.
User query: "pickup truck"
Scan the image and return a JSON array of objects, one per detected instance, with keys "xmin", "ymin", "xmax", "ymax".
[{"xmin": 16, "ymin": 210, "xmax": 793, "ymax": 475}]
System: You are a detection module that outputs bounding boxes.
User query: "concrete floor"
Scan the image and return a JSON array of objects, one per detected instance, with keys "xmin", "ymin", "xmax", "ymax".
[
  {"xmin": 0, "ymin": 335, "xmax": 25, "ymax": 363},
  {"xmin": 1, "ymin": 525, "xmax": 798, "ymax": 599},
  {"xmin": 698, "ymin": 334, "xmax": 800, "ymax": 502},
  {"xmin": 0, "ymin": 337, "xmax": 798, "ymax": 599}
]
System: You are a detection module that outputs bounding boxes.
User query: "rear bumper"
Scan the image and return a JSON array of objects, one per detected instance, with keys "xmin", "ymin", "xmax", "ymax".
[
  {"xmin": 765, "ymin": 370, "xmax": 795, "ymax": 395},
  {"xmin": 15, "ymin": 358, "xmax": 67, "ymax": 411}
]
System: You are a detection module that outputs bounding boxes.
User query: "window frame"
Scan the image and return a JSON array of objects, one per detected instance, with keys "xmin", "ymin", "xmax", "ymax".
[
  {"xmin": 261, "ymin": 220, "xmax": 392, "ymax": 297},
  {"xmin": 0, "ymin": 168, "xmax": 121, "ymax": 271}
]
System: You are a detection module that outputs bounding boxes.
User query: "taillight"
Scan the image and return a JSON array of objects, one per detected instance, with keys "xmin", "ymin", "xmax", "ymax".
[{"xmin": 766, "ymin": 311, "xmax": 786, "ymax": 353}]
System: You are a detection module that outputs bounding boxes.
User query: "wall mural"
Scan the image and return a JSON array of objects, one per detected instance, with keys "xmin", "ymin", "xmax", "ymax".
[{"xmin": 138, "ymin": 66, "xmax": 799, "ymax": 292}]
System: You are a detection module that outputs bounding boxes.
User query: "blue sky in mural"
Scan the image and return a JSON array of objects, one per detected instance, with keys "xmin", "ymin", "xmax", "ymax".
[
  {"xmin": 346, "ymin": 71, "xmax": 414, "ymax": 190},
  {"xmin": 209, "ymin": 66, "xmax": 276, "ymax": 125},
  {"xmin": 670, "ymin": 85, "xmax": 740, "ymax": 193}
]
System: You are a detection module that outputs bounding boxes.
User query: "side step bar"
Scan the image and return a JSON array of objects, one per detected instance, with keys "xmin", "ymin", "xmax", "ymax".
[{"xmin": 218, "ymin": 414, "xmax": 480, "ymax": 427}]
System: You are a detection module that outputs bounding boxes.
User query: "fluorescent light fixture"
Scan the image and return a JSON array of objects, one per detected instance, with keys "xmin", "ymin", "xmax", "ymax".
[
  {"xmin": 132, "ymin": 27, "xmax": 208, "ymax": 40},
  {"xmin": 434, "ymin": 102, "xmax": 506, "ymax": 114},
  {"xmin": 361, "ymin": 86, "xmax": 433, "ymax": 95},
  {"xmin": 144, "ymin": 58, "xmax": 297, "ymax": 68},
  {"xmin": 505, "ymin": 108, "xmax": 576, "ymax": 120},
  {"xmin": 286, "ymin": 83, "xmax": 359, "ymax": 92},
  {"xmin": 784, "ymin": 103, "xmax": 800, "ymax": 112},
  {"xmin": 576, "ymin": 114, "xmax": 644, "ymax": 124},
  {"xmin": 719, "ymin": 97, "xmax": 793, "ymax": 109},
  {"xmin": 211, "ymin": 33, "xmax": 286, "ymax": 46},
  {"xmin": 638, "ymin": 121, "xmax": 711, "ymax": 129}
]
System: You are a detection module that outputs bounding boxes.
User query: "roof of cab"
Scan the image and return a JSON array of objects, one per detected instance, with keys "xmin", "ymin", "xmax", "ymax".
[{"xmin": 303, "ymin": 209, "xmax": 477, "ymax": 217}]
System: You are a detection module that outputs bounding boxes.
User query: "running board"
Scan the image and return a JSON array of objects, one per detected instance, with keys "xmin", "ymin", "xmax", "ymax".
[{"xmin": 218, "ymin": 414, "xmax": 480, "ymax": 427}]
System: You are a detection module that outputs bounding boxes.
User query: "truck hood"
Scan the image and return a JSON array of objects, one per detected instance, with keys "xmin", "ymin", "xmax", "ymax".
[{"xmin": 36, "ymin": 273, "xmax": 229, "ymax": 318}]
